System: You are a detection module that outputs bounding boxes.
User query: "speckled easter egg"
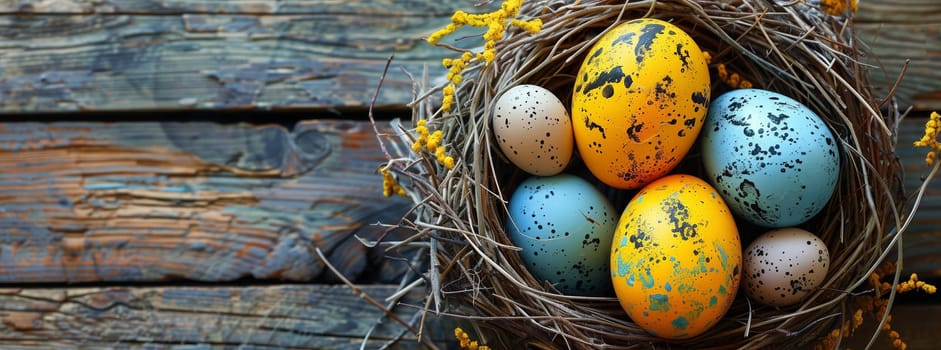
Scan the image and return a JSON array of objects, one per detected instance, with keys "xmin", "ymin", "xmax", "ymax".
[
  {"xmin": 507, "ymin": 174, "xmax": 618, "ymax": 296},
  {"xmin": 611, "ymin": 174, "xmax": 741, "ymax": 339},
  {"xmin": 572, "ymin": 18, "xmax": 710, "ymax": 189},
  {"xmin": 743, "ymin": 228, "xmax": 830, "ymax": 307},
  {"xmin": 702, "ymin": 88, "xmax": 840, "ymax": 227},
  {"xmin": 493, "ymin": 84, "xmax": 574, "ymax": 176}
]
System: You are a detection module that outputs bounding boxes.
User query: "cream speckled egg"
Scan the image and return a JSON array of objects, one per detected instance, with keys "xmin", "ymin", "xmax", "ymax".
[
  {"xmin": 742, "ymin": 228, "xmax": 829, "ymax": 307},
  {"xmin": 493, "ymin": 84, "xmax": 574, "ymax": 176}
]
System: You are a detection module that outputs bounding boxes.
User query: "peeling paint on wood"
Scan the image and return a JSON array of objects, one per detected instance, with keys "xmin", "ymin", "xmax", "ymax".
[
  {"xmin": 0, "ymin": 0, "xmax": 471, "ymax": 16},
  {"xmin": 857, "ymin": 0, "xmax": 941, "ymax": 111},
  {"xmin": 0, "ymin": 1, "xmax": 935, "ymax": 112},
  {"xmin": 0, "ymin": 119, "xmax": 415, "ymax": 283},
  {"xmin": 0, "ymin": 284, "xmax": 441, "ymax": 349},
  {"xmin": 0, "ymin": 1, "xmax": 494, "ymax": 112}
]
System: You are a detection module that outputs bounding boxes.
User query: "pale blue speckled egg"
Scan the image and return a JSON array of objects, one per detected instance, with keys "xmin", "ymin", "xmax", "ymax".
[
  {"xmin": 506, "ymin": 174, "xmax": 617, "ymax": 296},
  {"xmin": 701, "ymin": 89, "xmax": 839, "ymax": 228}
]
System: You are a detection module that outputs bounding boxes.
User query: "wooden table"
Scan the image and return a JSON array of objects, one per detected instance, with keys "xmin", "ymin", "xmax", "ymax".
[{"xmin": 0, "ymin": 1, "xmax": 938, "ymax": 348}]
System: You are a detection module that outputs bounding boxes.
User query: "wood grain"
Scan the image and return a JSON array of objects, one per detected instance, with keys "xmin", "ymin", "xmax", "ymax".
[
  {"xmin": 857, "ymin": 0, "xmax": 941, "ymax": 111},
  {"xmin": 0, "ymin": 284, "xmax": 441, "ymax": 349},
  {"xmin": 0, "ymin": 0, "xmax": 934, "ymax": 113},
  {"xmin": 0, "ymin": 119, "xmax": 415, "ymax": 283},
  {"xmin": 0, "ymin": 0, "xmax": 493, "ymax": 112},
  {"xmin": 0, "ymin": 0, "xmax": 468, "ymax": 16},
  {"xmin": 896, "ymin": 116, "xmax": 941, "ymax": 280},
  {"xmin": 0, "ymin": 283, "xmax": 931, "ymax": 349}
]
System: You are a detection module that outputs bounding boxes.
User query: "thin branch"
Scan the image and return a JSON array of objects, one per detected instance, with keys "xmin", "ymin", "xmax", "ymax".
[{"xmin": 314, "ymin": 248, "xmax": 441, "ymax": 350}]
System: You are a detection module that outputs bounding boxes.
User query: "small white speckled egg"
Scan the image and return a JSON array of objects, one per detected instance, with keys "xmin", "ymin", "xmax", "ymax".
[
  {"xmin": 492, "ymin": 84, "xmax": 574, "ymax": 176},
  {"xmin": 743, "ymin": 228, "xmax": 829, "ymax": 307}
]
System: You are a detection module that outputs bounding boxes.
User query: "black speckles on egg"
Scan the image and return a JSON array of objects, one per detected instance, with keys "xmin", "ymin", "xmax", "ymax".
[
  {"xmin": 573, "ymin": 19, "xmax": 710, "ymax": 191},
  {"xmin": 674, "ymin": 43, "xmax": 690, "ymax": 68},
  {"xmin": 767, "ymin": 112, "xmax": 789, "ymax": 125},
  {"xmin": 661, "ymin": 197, "xmax": 699, "ymax": 240},
  {"xmin": 742, "ymin": 228, "xmax": 830, "ymax": 307},
  {"xmin": 505, "ymin": 174, "xmax": 618, "ymax": 296},
  {"xmin": 742, "ymin": 127, "xmax": 755, "ymax": 137},
  {"xmin": 583, "ymin": 66, "xmax": 626, "ymax": 96},
  {"xmin": 702, "ymin": 88, "xmax": 841, "ymax": 227},
  {"xmin": 612, "ymin": 31, "xmax": 636, "ymax": 47},
  {"xmin": 492, "ymin": 84, "xmax": 574, "ymax": 176},
  {"xmin": 587, "ymin": 47, "xmax": 604, "ymax": 65},
  {"xmin": 635, "ymin": 22, "xmax": 666, "ymax": 63},
  {"xmin": 626, "ymin": 122, "xmax": 645, "ymax": 143},
  {"xmin": 691, "ymin": 91, "xmax": 708, "ymax": 106},
  {"xmin": 611, "ymin": 174, "xmax": 741, "ymax": 338},
  {"xmin": 629, "ymin": 228, "xmax": 650, "ymax": 249},
  {"xmin": 736, "ymin": 179, "xmax": 760, "ymax": 199},
  {"xmin": 584, "ymin": 117, "xmax": 607, "ymax": 139}
]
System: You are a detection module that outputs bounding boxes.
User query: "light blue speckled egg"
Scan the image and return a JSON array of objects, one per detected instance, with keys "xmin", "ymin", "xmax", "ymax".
[
  {"xmin": 701, "ymin": 89, "xmax": 839, "ymax": 228},
  {"xmin": 506, "ymin": 174, "xmax": 617, "ymax": 296}
]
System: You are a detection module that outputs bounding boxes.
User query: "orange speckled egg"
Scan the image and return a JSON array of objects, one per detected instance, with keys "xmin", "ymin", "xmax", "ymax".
[
  {"xmin": 610, "ymin": 174, "xmax": 741, "ymax": 339},
  {"xmin": 572, "ymin": 18, "xmax": 710, "ymax": 189}
]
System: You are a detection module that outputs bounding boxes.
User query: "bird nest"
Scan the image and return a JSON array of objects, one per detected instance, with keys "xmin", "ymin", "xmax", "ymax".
[{"xmin": 372, "ymin": 0, "xmax": 923, "ymax": 348}]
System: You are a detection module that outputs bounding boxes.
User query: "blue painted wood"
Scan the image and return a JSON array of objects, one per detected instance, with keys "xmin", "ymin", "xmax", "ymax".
[
  {"xmin": 0, "ymin": 284, "xmax": 441, "ymax": 349},
  {"xmin": 0, "ymin": 1, "xmax": 493, "ymax": 113},
  {"xmin": 0, "ymin": 120, "xmax": 414, "ymax": 283}
]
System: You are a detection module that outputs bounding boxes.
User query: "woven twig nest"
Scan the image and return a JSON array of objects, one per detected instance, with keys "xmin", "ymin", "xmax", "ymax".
[{"xmin": 381, "ymin": 0, "xmax": 910, "ymax": 348}]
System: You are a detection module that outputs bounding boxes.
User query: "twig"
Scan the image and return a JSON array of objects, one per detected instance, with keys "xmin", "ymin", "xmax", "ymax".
[
  {"xmin": 369, "ymin": 54, "xmax": 395, "ymax": 160},
  {"xmin": 314, "ymin": 248, "xmax": 440, "ymax": 350},
  {"xmin": 877, "ymin": 59, "xmax": 910, "ymax": 109}
]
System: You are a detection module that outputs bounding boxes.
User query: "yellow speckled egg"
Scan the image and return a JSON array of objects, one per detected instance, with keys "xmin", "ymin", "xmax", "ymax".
[
  {"xmin": 573, "ymin": 18, "xmax": 710, "ymax": 189},
  {"xmin": 610, "ymin": 174, "xmax": 741, "ymax": 339}
]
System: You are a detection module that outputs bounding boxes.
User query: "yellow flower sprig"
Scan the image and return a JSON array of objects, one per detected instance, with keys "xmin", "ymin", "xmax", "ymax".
[
  {"xmin": 814, "ymin": 261, "xmax": 936, "ymax": 350},
  {"xmin": 454, "ymin": 327, "xmax": 491, "ymax": 350},
  {"xmin": 703, "ymin": 51, "xmax": 753, "ymax": 89},
  {"xmin": 380, "ymin": 165, "xmax": 407, "ymax": 198},
  {"xmin": 427, "ymin": 0, "xmax": 542, "ymax": 112},
  {"xmin": 413, "ymin": 119, "xmax": 455, "ymax": 169},
  {"xmin": 378, "ymin": 119, "xmax": 456, "ymax": 198},
  {"xmin": 716, "ymin": 63, "xmax": 754, "ymax": 89},
  {"xmin": 896, "ymin": 272, "xmax": 937, "ymax": 294},
  {"xmin": 914, "ymin": 111, "xmax": 941, "ymax": 165},
  {"xmin": 820, "ymin": 0, "xmax": 859, "ymax": 16},
  {"xmin": 814, "ymin": 309, "xmax": 865, "ymax": 350}
]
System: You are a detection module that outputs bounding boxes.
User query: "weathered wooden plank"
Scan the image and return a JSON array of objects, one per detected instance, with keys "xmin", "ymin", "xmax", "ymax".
[
  {"xmin": 857, "ymin": 0, "xmax": 941, "ymax": 111},
  {"xmin": 0, "ymin": 284, "xmax": 932, "ymax": 349},
  {"xmin": 0, "ymin": 0, "xmax": 471, "ymax": 16},
  {"xmin": 897, "ymin": 115, "xmax": 941, "ymax": 280},
  {"xmin": 0, "ymin": 119, "xmax": 414, "ymax": 283},
  {"xmin": 0, "ymin": 0, "xmax": 934, "ymax": 113},
  {"xmin": 0, "ymin": 13, "xmax": 449, "ymax": 112},
  {"xmin": 0, "ymin": 0, "xmax": 495, "ymax": 113},
  {"xmin": 0, "ymin": 284, "xmax": 444, "ymax": 349}
]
